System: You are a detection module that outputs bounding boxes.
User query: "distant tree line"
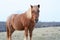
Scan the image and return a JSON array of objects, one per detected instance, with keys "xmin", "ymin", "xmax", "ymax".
[{"xmin": 0, "ymin": 22, "xmax": 60, "ymax": 32}]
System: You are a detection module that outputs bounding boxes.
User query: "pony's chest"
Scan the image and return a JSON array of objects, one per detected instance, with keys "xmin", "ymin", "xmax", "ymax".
[{"xmin": 29, "ymin": 21, "xmax": 35, "ymax": 27}]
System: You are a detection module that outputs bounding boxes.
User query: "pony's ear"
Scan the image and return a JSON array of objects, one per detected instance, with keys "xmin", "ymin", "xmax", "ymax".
[
  {"xmin": 38, "ymin": 4, "xmax": 40, "ymax": 8},
  {"xmin": 31, "ymin": 5, "xmax": 33, "ymax": 8}
]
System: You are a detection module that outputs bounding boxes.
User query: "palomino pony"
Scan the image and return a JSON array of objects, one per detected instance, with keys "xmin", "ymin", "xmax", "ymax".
[{"xmin": 6, "ymin": 4, "xmax": 40, "ymax": 40}]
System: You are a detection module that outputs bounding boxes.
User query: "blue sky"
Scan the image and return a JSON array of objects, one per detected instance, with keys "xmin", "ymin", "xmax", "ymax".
[{"xmin": 0, "ymin": 0, "xmax": 60, "ymax": 22}]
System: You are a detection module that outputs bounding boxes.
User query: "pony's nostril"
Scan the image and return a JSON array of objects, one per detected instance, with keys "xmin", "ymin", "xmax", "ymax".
[{"xmin": 35, "ymin": 19, "xmax": 38, "ymax": 23}]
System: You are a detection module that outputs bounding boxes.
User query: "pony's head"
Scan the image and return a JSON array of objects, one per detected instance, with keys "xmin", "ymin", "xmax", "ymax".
[
  {"xmin": 26, "ymin": 4, "xmax": 40, "ymax": 23},
  {"xmin": 31, "ymin": 4, "xmax": 40, "ymax": 23}
]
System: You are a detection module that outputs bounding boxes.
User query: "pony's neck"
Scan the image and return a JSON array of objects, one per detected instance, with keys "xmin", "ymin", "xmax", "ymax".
[{"xmin": 26, "ymin": 8, "xmax": 32, "ymax": 19}]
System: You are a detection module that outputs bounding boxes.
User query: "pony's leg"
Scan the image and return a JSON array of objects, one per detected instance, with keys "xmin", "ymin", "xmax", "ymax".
[
  {"xmin": 7, "ymin": 26, "xmax": 15, "ymax": 40},
  {"xmin": 29, "ymin": 29, "xmax": 33, "ymax": 40},
  {"xmin": 6, "ymin": 27, "xmax": 9, "ymax": 40},
  {"xmin": 8, "ymin": 30, "xmax": 14, "ymax": 40},
  {"xmin": 7, "ymin": 27, "xmax": 12, "ymax": 40},
  {"xmin": 24, "ymin": 27, "xmax": 28, "ymax": 40}
]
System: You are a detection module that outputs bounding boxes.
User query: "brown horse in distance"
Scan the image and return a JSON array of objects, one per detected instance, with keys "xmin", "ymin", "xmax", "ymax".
[{"xmin": 6, "ymin": 4, "xmax": 40, "ymax": 40}]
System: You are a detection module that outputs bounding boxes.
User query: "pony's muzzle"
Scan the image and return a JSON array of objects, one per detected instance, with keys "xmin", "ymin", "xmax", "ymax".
[{"xmin": 35, "ymin": 19, "xmax": 38, "ymax": 23}]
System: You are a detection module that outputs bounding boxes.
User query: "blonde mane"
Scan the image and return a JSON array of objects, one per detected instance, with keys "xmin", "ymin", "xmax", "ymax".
[{"xmin": 26, "ymin": 7, "xmax": 32, "ymax": 19}]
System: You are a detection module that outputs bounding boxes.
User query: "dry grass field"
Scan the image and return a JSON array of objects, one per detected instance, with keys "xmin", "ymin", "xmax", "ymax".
[{"xmin": 0, "ymin": 27, "xmax": 60, "ymax": 40}]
